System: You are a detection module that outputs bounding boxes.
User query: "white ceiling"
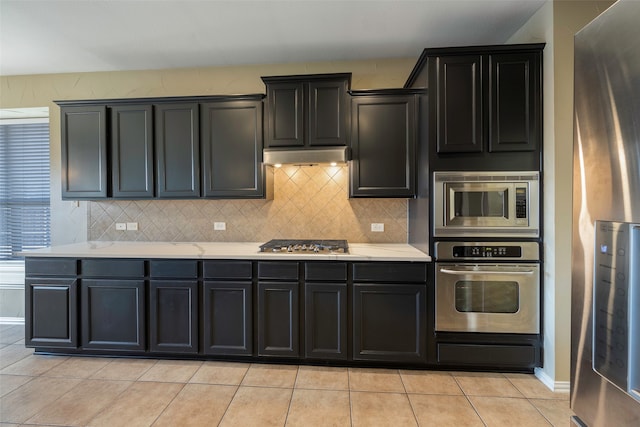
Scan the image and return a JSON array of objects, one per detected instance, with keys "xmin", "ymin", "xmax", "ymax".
[{"xmin": 0, "ymin": 0, "xmax": 546, "ymax": 76}]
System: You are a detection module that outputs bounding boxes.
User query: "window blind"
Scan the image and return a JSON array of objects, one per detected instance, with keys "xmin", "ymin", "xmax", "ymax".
[{"xmin": 0, "ymin": 121, "xmax": 50, "ymax": 260}]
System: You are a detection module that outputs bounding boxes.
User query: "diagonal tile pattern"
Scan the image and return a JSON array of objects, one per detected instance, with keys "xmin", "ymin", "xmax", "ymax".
[
  {"xmin": 0, "ymin": 324, "xmax": 573, "ymax": 426},
  {"xmin": 89, "ymin": 165, "xmax": 408, "ymax": 243}
]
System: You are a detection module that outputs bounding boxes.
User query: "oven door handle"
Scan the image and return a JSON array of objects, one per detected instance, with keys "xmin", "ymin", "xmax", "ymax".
[{"xmin": 438, "ymin": 268, "xmax": 536, "ymax": 276}]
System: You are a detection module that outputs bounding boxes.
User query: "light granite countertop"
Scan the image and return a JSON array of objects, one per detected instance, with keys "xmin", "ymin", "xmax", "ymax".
[{"xmin": 21, "ymin": 241, "xmax": 431, "ymax": 262}]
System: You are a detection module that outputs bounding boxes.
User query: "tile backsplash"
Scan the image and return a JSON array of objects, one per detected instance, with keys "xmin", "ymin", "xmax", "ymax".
[{"xmin": 89, "ymin": 165, "xmax": 408, "ymax": 243}]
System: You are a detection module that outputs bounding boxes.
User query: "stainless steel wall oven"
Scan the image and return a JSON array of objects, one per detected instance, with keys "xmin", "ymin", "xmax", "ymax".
[
  {"xmin": 433, "ymin": 171, "xmax": 540, "ymax": 238},
  {"xmin": 434, "ymin": 241, "xmax": 540, "ymax": 334}
]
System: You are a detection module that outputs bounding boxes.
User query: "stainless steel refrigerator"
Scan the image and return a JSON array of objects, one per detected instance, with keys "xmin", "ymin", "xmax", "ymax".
[{"xmin": 572, "ymin": 0, "xmax": 640, "ymax": 425}]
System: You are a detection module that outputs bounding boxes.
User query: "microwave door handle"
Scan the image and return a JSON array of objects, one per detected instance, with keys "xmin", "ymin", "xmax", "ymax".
[{"xmin": 439, "ymin": 268, "xmax": 536, "ymax": 276}]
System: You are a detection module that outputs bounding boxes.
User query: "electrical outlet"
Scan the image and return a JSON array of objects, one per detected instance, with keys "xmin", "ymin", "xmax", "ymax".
[
  {"xmin": 126, "ymin": 222, "xmax": 138, "ymax": 231},
  {"xmin": 371, "ymin": 223, "xmax": 384, "ymax": 232},
  {"xmin": 214, "ymin": 222, "xmax": 226, "ymax": 231},
  {"xmin": 115, "ymin": 223, "xmax": 126, "ymax": 231}
]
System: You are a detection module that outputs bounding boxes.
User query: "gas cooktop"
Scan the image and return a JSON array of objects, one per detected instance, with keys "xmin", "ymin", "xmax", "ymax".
[{"xmin": 259, "ymin": 239, "xmax": 349, "ymax": 254}]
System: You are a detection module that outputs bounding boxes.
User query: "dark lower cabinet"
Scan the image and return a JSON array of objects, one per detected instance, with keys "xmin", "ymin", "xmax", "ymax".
[
  {"xmin": 257, "ymin": 281, "xmax": 299, "ymax": 357},
  {"xmin": 353, "ymin": 283, "xmax": 426, "ymax": 363},
  {"xmin": 81, "ymin": 279, "xmax": 146, "ymax": 351},
  {"xmin": 25, "ymin": 278, "xmax": 78, "ymax": 348},
  {"xmin": 149, "ymin": 280, "xmax": 198, "ymax": 353},
  {"xmin": 202, "ymin": 281, "xmax": 253, "ymax": 356},
  {"xmin": 304, "ymin": 282, "xmax": 347, "ymax": 360}
]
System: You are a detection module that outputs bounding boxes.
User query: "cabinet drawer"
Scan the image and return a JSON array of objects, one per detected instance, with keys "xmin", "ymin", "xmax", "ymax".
[
  {"xmin": 203, "ymin": 261, "xmax": 252, "ymax": 280},
  {"xmin": 305, "ymin": 262, "xmax": 347, "ymax": 281},
  {"xmin": 437, "ymin": 343, "xmax": 537, "ymax": 368},
  {"xmin": 258, "ymin": 262, "xmax": 299, "ymax": 280},
  {"xmin": 150, "ymin": 260, "xmax": 198, "ymax": 278},
  {"xmin": 352, "ymin": 262, "xmax": 427, "ymax": 283},
  {"xmin": 25, "ymin": 258, "xmax": 77, "ymax": 277},
  {"xmin": 82, "ymin": 259, "xmax": 144, "ymax": 278}
]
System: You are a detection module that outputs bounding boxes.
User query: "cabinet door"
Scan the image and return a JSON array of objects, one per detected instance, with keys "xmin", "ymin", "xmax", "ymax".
[
  {"xmin": 60, "ymin": 105, "xmax": 108, "ymax": 199},
  {"xmin": 489, "ymin": 52, "xmax": 540, "ymax": 152},
  {"xmin": 201, "ymin": 100, "xmax": 264, "ymax": 198},
  {"xmin": 202, "ymin": 281, "xmax": 253, "ymax": 356},
  {"xmin": 350, "ymin": 95, "xmax": 416, "ymax": 197},
  {"xmin": 308, "ymin": 79, "xmax": 349, "ymax": 146},
  {"xmin": 304, "ymin": 282, "xmax": 347, "ymax": 360},
  {"xmin": 149, "ymin": 280, "xmax": 198, "ymax": 353},
  {"xmin": 435, "ymin": 55, "xmax": 484, "ymax": 153},
  {"xmin": 353, "ymin": 283, "xmax": 426, "ymax": 363},
  {"xmin": 25, "ymin": 278, "xmax": 78, "ymax": 348},
  {"xmin": 257, "ymin": 281, "xmax": 299, "ymax": 357},
  {"xmin": 155, "ymin": 103, "xmax": 200, "ymax": 198},
  {"xmin": 264, "ymin": 82, "xmax": 305, "ymax": 147},
  {"xmin": 81, "ymin": 279, "xmax": 146, "ymax": 351},
  {"xmin": 111, "ymin": 104, "xmax": 154, "ymax": 198}
]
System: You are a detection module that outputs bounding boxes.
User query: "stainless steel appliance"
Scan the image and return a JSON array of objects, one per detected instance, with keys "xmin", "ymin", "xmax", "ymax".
[
  {"xmin": 434, "ymin": 241, "xmax": 540, "ymax": 334},
  {"xmin": 572, "ymin": 0, "xmax": 640, "ymax": 425},
  {"xmin": 433, "ymin": 171, "xmax": 540, "ymax": 238},
  {"xmin": 259, "ymin": 239, "xmax": 348, "ymax": 254},
  {"xmin": 592, "ymin": 221, "xmax": 639, "ymax": 402}
]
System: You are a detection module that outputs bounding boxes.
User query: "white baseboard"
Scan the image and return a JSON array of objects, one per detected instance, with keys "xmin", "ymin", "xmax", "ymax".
[
  {"xmin": 0, "ymin": 317, "xmax": 25, "ymax": 325},
  {"xmin": 535, "ymin": 367, "xmax": 571, "ymax": 393}
]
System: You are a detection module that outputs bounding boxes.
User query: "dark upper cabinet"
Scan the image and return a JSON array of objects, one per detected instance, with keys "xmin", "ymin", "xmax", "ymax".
[
  {"xmin": 57, "ymin": 95, "xmax": 269, "ymax": 200},
  {"xmin": 404, "ymin": 44, "xmax": 543, "ymax": 171},
  {"xmin": 155, "ymin": 102, "xmax": 200, "ymax": 198},
  {"xmin": 434, "ymin": 55, "xmax": 483, "ymax": 154},
  {"xmin": 60, "ymin": 105, "xmax": 108, "ymax": 199},
  {"xmin": 432, "ymin": 51, "xmax": 540, "ymax": 154},
  {"xmin": 262, "ymin": 73, "xmax": 351, "ymax": 148},
  {"xmin": 201, "ymin": 98, "xmax": 265, "ymax": 198},
  {"xmin": 111, "ymin": 104, "xmax": 154, "ymax": 198},
  {"xmin": 349, "ymin": 90, "xmax": 420, "ymax": 198},
  {"xmin": 489, "ymin": 52, "xmax": 540, "ymax": 152}
]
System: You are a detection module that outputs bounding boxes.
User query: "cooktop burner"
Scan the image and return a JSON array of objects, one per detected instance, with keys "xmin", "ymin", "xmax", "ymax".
[{"xmin": 259, "ymin": 239, "xmax": 349, "ymax": 254}]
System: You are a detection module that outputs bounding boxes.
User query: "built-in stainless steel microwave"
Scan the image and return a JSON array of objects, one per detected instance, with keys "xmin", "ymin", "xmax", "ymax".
[{"xmin": 433, "ymin": 171, "xmax": 540, "ymax": 238}]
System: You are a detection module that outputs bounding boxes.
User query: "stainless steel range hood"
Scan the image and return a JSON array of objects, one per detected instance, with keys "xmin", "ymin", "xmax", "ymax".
[{"xmin": 263, "ymin": 146, "xmax": 350, "ymax": 166}]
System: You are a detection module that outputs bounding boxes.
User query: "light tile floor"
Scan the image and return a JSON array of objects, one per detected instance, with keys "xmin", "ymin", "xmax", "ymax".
[{"xmin": 0, "ymin": 324, "xmax": 574, "ymax": 426}]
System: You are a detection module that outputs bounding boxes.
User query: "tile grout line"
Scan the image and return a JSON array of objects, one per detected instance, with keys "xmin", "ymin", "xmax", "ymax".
[
  {"xmin": 398, "ymin": 369, "xmax": 421, "ymax": 426},
  {"xmin": 452, "ymin": 373, "xmax": 489, "ymax": 427},
  {"xmin": 282, "ymin": 366, "xmax": 300, "ymax": 426},
  {"xmin": 216, "ymin": 362, "xmax": 253, "ymax": 426},
  {"xmin": 348, "ymin": 367, "xmax": 354, "ymax": 427}
]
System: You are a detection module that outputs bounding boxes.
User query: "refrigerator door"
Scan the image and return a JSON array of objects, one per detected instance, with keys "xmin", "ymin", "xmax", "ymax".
[{"xmin": 572, "ymin": 0, "xmax": 640, "ymax": 425}]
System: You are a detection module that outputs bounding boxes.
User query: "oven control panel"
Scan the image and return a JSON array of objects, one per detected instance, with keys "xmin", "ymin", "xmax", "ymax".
[
  {"xmin": 435, "ymin": 241, "xmax": 539, "ymax": 261},
  {"xmin": 452, "ymin": 245, "xmax": 522, "ymax": 258}
]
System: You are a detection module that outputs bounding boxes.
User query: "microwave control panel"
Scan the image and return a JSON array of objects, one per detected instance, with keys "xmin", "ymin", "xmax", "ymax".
[{"xmin": 515, "ymin": 186, "xmax": 528, "ymax": 219}]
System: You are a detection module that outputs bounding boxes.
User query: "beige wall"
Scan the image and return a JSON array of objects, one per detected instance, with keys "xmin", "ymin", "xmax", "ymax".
[
  {"xmin": 508, "ymin": 0, "xmax": 614, "ymax": 386},
  {"xmin": 0, "ymin": 59, "xmax": 415, "ymax": 245}
]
